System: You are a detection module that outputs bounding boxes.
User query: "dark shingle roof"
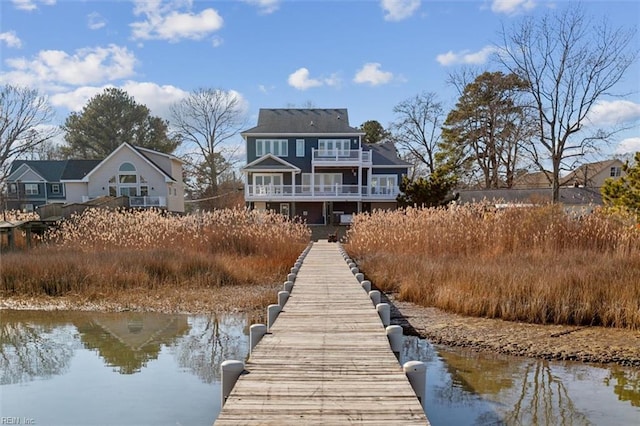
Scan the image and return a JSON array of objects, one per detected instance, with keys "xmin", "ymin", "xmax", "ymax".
[
  {"xmin": 457, "ymin": 187, "xmax": 603, "ymax": 206},
  {"xmin": 365, "ymin": 141, "xmax": 412, "ymax": 167},
  {"xmin": 242, "ymin": 109, "xmax": 363, "ymax": 135},
  {"xmin": 10, "ymin": 160, "xmax": 101, "ymax": 181}
]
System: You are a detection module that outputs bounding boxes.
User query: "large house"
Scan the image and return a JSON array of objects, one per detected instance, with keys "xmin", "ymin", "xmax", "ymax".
[
  {"xmin": 241, "ymin": 108, "xmax": 410, "ymax": 225},
  {"xmin": 5, "ymin": 143, "xmax": 185, "ymax": 213}
]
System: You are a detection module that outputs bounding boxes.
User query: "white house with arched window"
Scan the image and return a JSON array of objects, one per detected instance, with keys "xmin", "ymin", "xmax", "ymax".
[{"xmin": 3, "ymin": 142, "xmax": 187, "ymax": 214}]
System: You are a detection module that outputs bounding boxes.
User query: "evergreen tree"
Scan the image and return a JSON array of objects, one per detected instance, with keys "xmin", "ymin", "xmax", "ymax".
[
  {"xmin": 61, "ymin": 88, "xmax": 180, "ymax": 159},
  {"xmin": 602, "ymin": 152, "xmax": 640, "ymax": 220}
]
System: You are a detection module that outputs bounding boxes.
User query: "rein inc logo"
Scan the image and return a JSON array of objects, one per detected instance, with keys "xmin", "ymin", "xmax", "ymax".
[{"xmin": 1, "ymin": 418, "xmax": 35, "ymax": 425}]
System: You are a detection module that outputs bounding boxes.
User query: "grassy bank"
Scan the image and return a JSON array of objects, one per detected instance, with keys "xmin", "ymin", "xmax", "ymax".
[
  {"xmin": 1, "ymin": 208, "xmax": 310, "ymax": 313},
  {"xmin": 345, "ymin": 205, "xmax": 640, "ymax": 330}
]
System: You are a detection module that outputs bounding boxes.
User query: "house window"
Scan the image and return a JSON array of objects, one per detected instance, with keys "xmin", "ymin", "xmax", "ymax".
[
  {"xmin": 610, "ymin": 167, "xmax": 621, "ymax": 177},
  {"xmin": 303, "ymin": 173, "xmax": 342, "ymax": 193},
  {"xmin": 253, "ymin": 174, "xmax": 283, "ymax": 195},
  {"xmin": 256, "ymin": 139, "xmax": 288, "ymax": 157},
  {"xmin": 371, "ymin": 175, "xmax": 397, "ymax": 195},
  {"xmin": 25, "ymin": 183, "xmax": 39, "ymax": 195},
  {"xmin": 296, "ymin": 139, "xmax": 305, "ymax": 157},
  {"xmin": 51, "ymin": 184, "xmax": 61, "ymax": 194},
  {"xmin": 318, "ymin": 139, "xmax": 350, "ymax": 157},
  {"xmin": 109, "ymin": 163, "xmax": 142, "ymax": 197},
  {"xmin": 8, "ymin": 183, "xmax": 17, "ymax": 193}
]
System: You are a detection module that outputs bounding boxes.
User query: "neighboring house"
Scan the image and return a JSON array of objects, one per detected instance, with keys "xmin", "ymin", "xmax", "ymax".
[
  {"xmin": 512, "ymin": 170, "xmax": 553, "ymax": 189},
  {"xmin": 241, "ymin": 108, "xmax": 411, "ymax": 225},
  {"xmin": 5, "ymin": 142, "xmax": 185, "ymax": 213},
  {"xmin": 559, "ymin": 159, "xmax": 626, "ymax": 189}
]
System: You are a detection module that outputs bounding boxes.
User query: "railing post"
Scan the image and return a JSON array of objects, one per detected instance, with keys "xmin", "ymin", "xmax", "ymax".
[
  {"xmin": 250, "ymin": 324, "xmax": 267, "ymax": 356},
  {"xmin": 403, "ymin": 361, "xmax": 426, "ymax": 412},
  {"xmin": 368, "ymin": 290, "xmax": 380, "ymax": 306},
  {"xmin": 221, "ymin": 360, "xmax": 244, "ymax": 406},
  {"xmin": 376, "ymin": 303, "xmax": 390, "ymax": 327},
  {"xmin": 386, "ymin": 325, "xmax": 403, "ymax": 359},
  {"xmin": 267, "ymin": 304, "xmax": 281, "ymax": 331}
]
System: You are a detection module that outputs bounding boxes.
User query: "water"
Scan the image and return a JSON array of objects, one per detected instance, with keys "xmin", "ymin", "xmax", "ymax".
[
  {"xmin": 0, "ymin": 310, "xmax": 248, "ymax": 426},
  {"xmin": 1, "ymin": 310, "xmax": 638, "ymax": 425}
]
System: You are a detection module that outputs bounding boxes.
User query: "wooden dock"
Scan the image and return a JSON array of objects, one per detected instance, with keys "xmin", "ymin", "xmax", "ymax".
[{"xmin": 214, "ymin": 241, "xmax": 429, "ymax": 425}]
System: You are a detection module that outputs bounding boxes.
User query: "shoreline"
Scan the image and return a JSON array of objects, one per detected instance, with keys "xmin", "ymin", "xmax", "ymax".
[
  {"xmin": 388, "ymin": 294, "xmax": 640, "ymax": 368},
  {"xmin": 2, "ymin": 292, "xmax": 639, "ymax": 368}
]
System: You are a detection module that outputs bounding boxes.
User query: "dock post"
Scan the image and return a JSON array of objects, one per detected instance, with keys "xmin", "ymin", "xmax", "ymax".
[
  {"xmin": 250, "ymin": 324, "xmax": 267, "ymax": 355},
  {"xmin": 347, "ymin": 261, "xmax": 356, "ymax": 269},
  {"xmin": 361, "ymin": 280, "xmax": 371, "ymax": 292},
  {"xmin": 368, "ymin": 290, "xmax": 380, "ymax": 306},
  {"xmin": 267, "ymin": 304, "xmax": 281, "ymax": 330},
  {"xmin": 221, "ymin": 360, "xmax": 244, "ymax": 406},
  {"xmin": 355, "ymin": 272, "xmax": 364, "ymax": 282},
  {"xmin": 376, "ymin": 303, "xmax": 390, "ymax": 326},
  {"xmin": 290, "ymin": 266, "xmax": 299, "ymax": 274},
  {"xmin": 284, "ymin": 280, "xmax": 294, "ymax": 293},
  {"xmin": 403, "ymin": 361, "xmax": 426, "ymax": 411},
  {"xmin": 350, "ymin": 267, "xmax": 359, "ymax": 274},
  {"xmin": 287, "ymin": 273, "xmax": 297, "ymax": 282},
  {"xmin": 386, "ymin": 325, "xmax": 403, "ymax": 359},
  {"xmin": 278, "ymin": 290, "xmax": 289, "ymax": 308}
]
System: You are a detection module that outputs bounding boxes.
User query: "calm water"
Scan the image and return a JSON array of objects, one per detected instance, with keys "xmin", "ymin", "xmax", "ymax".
[{"xmin": 1, "ymin": 310, "xmax": 638, "ymax": 425}]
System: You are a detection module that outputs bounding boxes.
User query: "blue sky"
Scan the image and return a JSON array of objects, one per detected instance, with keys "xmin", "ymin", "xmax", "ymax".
[{"xmin": 1, "ymin": 0, "xmax": 639, "ymax": 159}]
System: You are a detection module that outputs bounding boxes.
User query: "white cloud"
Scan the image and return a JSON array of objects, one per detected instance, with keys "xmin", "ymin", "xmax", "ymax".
[
  {"xmin": 49, "ymin": 81, "xmax": 189, "ymax": 120},
  {"xmin": 88, "ymin": 12, "xmax": 107, "ymax": 30},
  {"xmin": 11, "ymin": 0, "xmax": 55, "ymax": 12},
  {"xmin": 131, "ymin": 0, "xmax": 223, "ymax": 42},
  {"xmin": 0, "ymin": 31, "xmax": 22, "ymax": 48},
  {"xmin": 1, "ymin": 44, "xmax": 137, "ymax": 89},
  {"xmin": 211, "ymin": 35, "xmax": 224, "ymax": 47},
  {"xmin": 436, "ymin": 45, "xmax": 497, "ymax": 66},
  {"xmin": 491, "ymin": 0, "xmax": 537, "ymax": 15},
  {"xmin": 242, "ymin": 0, "xmax": 280, "ymax": 14},
  {"xmin": 587, "ymin": 100, "xmax": 640, "ymax": 127},
  {"xmin": 353, "ymin": 63, "xmax": 393, "ymax": 86},
  {"xmin": 288, "ymin": 68, "xmax": 340, "ymax": 91},
  {"xmin": 381, "ymin": 0, "xmax": 421, "ymax": 22},
  {"xmin": 615, "ymin": 137, "xmax": 640, "ymax": 155}
]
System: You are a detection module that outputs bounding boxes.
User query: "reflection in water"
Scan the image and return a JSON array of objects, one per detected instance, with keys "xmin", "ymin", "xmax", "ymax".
[
  {"xmin": 76, "ymin": 312, "xmax": 190, "ymax": 374},
  {"xmin": 402, "ymin": 336, "xmax": 640, "ymax": 426},
  {"xmin": 171, "ymin": 314, "xmax": 249, "ymax": 383},
  {"xmin": 0, "ymin": 310, "xmax": 249, "ymax": 426},
  {"xmin": 605, "ymin": 368, "xmax": 640, "ymax": 407},
  {"xmin": 0, "ymin": 310, "xmax": 80, "ymax": 385}
]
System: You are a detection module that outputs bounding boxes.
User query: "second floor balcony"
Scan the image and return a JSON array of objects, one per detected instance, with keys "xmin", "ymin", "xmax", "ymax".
[
  {"xmin": 312, "ymin": 149, "xmax": 372, "ymax": 166},
  {"xmin": 245, "ymin": 184, "xmax": 399, "ymax": 200}
]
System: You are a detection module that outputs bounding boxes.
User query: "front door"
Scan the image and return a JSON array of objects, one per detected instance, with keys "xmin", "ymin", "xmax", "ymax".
[{"xmin": 280, "ymin": 203, "xmax": 290, "ymax": 218}]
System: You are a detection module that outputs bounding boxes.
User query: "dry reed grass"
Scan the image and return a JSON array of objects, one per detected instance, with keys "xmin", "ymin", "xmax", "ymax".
[
  {"xmin": 1, "ymin": 208, "xmax": 310, "ymax": 312},
  {"xmin": 345, "ymin": 205, "xmax": 640, "ymax": 330}
]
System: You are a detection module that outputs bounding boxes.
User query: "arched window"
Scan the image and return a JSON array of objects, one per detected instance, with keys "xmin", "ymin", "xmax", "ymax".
[{"xmin": 108, "ymin": 162, "xmax": 147, "ymax": 197}]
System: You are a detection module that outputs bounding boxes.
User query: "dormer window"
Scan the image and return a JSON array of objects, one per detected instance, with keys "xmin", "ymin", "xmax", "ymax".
[{"xmin": 610, "ymin": 166, "xmax": 621, "ymax": 177}]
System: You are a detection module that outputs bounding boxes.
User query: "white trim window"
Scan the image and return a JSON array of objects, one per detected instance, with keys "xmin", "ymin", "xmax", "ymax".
[
  {"xmin": 25, "ymin": 183, "xmax": 39, "ymax": 195},
  {"xmin": 318, "ymin": 139, "xmax": 350, "ymax": 157},
  {"xmin": 371, "ymin": 175, "xmax": 397, "ymax": 195},
  {"xmin": 256, "ymin": 139, "xmax": 288, "ymax": 157},
  {"xmin": 51, "ymin": 183, "xmax": 61, "ymax": 194},
  {"xmin": 610, "ymin": 166, "xmax": 622, "ymax": 177},
  {"xmin": 303, "ymin": 173, "xmax": 343, "ymax": 193},
  {"xmin": 296, "ymin": 139, "xmax": 305, "ymax": 157},
  {"xmin": 253, "ymin": 173, "xmax": 283, "ymax": 195}
]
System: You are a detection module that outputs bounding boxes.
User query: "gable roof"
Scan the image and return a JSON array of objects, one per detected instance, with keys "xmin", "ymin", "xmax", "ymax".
[
  {"xmin": 242, "ymin": 154, "xmax": 301, "ymax": 173},
  {"xmin": 560, "ymin": 159, "xmax": 624, "ymax": 186},
  {"xmin": 241, "ymin": 109, "xmax": 364, "ymax": 136},
  {"xmin": 365, "ymin": 141, "xmax": 412, "ymax": 168},
  {"xmin": 80, "ymin": 142, "xmax": 176, "ymax": 182},
  {"xmin": 9, "ymin": 160, "xmax": 101, "ymax": 182}
]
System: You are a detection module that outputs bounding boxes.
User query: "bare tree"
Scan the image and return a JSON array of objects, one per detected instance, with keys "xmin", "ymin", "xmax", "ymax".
[
  {"xmin": 170, "ymin": 88, "xmax": 246, "ymax": 203},
  {"xmin": 0, "ymin": 85, "xmax": 59, "ymax": 182},
  {"xmin": 391, "ymin": 91, "xmax": 445, "ymax": 175},
  {"xmin": 499, "ymin": 6, "xmax": 638, "ymax": 202}
]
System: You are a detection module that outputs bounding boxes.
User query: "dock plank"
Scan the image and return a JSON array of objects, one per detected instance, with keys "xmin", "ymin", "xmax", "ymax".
[{"xmin": 214, "ymin": 241, "xmax": 429, "ymax": 425}]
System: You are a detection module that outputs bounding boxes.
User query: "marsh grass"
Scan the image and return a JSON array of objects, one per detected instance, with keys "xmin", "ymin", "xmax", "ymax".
[
  {"xmin": 1, "ymin": 208, "xmax": 310, "ymax": 312},
  {"xmin": 346, "ymin": 205, "xmax": 640, "ymax": 330}
]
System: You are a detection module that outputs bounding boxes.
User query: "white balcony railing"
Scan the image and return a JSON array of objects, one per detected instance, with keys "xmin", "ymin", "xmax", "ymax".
[
  {"xmin": 129, "ymin": 196, "xmax": 167, "ymax": 207},
  {"xmin": 312, "ymin": 149, "xmax": 372, "ymax": 165},
  {"xmin": 246, "ymin": 185, "xmax": 399, "ymax": 199}
]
